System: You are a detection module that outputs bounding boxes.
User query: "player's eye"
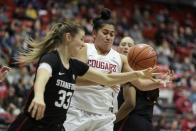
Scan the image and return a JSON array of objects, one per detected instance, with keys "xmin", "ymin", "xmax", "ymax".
[
  {"xmin": 121, "ymin": 43, "xmax": 126, "ymax": 46},
  {"xmin": 103, "ymin": 31, "xmax": 108, "ymax": 35},
  {"xmin": 110, "ymin": 33, "xmax": 114, "ymax": 37}
]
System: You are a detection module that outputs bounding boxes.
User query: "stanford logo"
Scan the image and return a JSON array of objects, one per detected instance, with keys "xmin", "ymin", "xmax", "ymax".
[{"xmin": 88, "ymin": 60, "xmax": 117, "ymax": 72}]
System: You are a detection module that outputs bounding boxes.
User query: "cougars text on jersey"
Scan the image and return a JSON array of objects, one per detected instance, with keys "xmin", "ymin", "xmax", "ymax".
[{"xmin": 88, "ymin": 59, "xmax": 117, "ymax": 72}]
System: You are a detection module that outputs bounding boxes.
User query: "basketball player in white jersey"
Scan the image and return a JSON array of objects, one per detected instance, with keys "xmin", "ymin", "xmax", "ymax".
[{"xmin": 63, "ymin": 8, "xmax": 170, "ymax": 131}]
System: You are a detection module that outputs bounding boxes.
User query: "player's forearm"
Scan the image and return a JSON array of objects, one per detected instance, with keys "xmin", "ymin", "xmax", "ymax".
[
  {"xmin": 131, "ymin": 78, "xmax": 161, "ymax": 91},
  {"xmin": 114, "ymin": 102, "xmax": 135, "ymax": 123},
  {"xmin": 34, "ymin": 69, "xmax": 50, "ymax": 98},
  {"xmin": 83, "ymin": 68, "xmax": 140, "ymax": 87},
  {"xmin": 103, "ymin": 72, "xmax": 140, "ymax": 86},
  {"xmin": 34, "ymin": 81, "xmax": 46, "ymax": 98},
  {"xmin": 76, "ymin": 77, "xmax": 99, "ymax": 86}
]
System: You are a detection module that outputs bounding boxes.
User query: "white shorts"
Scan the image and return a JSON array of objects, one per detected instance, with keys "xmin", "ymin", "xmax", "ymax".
[{"xmin": 63, "ymin": 106, "xmax": 116, "ymax": 131}]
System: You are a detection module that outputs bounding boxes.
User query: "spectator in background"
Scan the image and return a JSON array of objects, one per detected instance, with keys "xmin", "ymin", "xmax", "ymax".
[
  {"xmin": 155, "ymin": 10, "xmax": 165, "ymax": 23},
  {"xmin": 154, "ymin": 116, "xmax": 167, "ymax": 131},
  {"xmin": 173, "ymin": 78, "xmax": 187, "ymax": 102},
  {"xmin": 175, "ymin": 90, "xmax": 192, "ymax": 114},
  {"xmin": 2, "ymin": 87, "xmax": 20, "ymax": 115},
  {"xmin": 0, "ymin": 65, "xmax": 11, "ymax": 82},
  {"xmin": 181, "ymin": 111, "xmax": 196, "ymax": 131},
  {"xmin": 191, "ymin": 49, "xmax": 196, "ymax": 68},
  {"xmin": 61, "ymin": 3, "xmax": 74, "ymax": 20},
  {"xmin": 0, "ymin": 6, "xmax": 8, "ymax": 23},
  {"xmin": 30, "ymin": 0, "xmax": 41, "ymax": 9},
  {"xmin": 153, "ymin": 105, "xmax": 162, "ymax": 115},
  {"xmin": 170, "ymin": 120, "xmax": 179, "ymax": 131},
  {"xmin": 184, "ymin": 26, "xmax": 194, "ymax": 43},
  {"xmin": 178, "ymin": 27, "xmax": 187, "ymax": 47},
  {"xmin": 129, "ymin": 23, "xmax": 144, "ymax": 43},
  {"xmin": 12, "ymin": 66, "xmax": 31, "ymax": 90},
  {"xmin": 13, "ymin": 7, "xmax": 25, "ymax": 20},
  {"xmin": 132, "ymin": 5, "xmax": 144, "ymax": 27},
  {"xmin": 190, "ymin": 73, "xmax": 196, "ymax": 104},
  {"xmin": 14, "ymin": 77, "xmax": 27, "ymax": 99},
  {"xmin": 30, "ymin": 19, "xmax": 43, "ymax": 40},
  {"xmin": 182, "ymin": 57, "xmax": 195, "ymax": 73},
  {"xmin": 157, "ymin": 39, "xmax": 171, "ymax": 66},
  {"xmin": 155, "ymin": 22, "xmax": 167, "ymax": 46},
  {"xmin": 25, "ymin": 3, "xmax": 38, "ymax": 20}
]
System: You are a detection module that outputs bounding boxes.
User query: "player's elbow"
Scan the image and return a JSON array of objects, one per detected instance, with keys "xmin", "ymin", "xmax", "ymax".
[
  {"xmin": 125, "ymin": 101, "xmax": 136, "ymax": 111},
  {"xmin": 127, "ymin": 103, "xmax": 136, "ymax": 110}
]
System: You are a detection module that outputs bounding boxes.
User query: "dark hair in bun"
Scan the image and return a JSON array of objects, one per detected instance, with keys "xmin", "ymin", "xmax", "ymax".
[
  {"xmin": 93, "ymin": 8, "xmax": 115, "ymax": 32},
  {"xmin": 101, "ymin": 8, "xmax": 111, "ymax": 20}
]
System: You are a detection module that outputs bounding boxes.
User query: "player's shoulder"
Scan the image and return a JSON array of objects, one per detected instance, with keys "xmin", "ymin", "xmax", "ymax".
[
  {"xmin": 70, "ymin": 58, "xmax": 84, "ymax": 66},
  {"xmin": 39, "ymin": 50, "xmax": 59, "ymax": 65},
  {"xmin": 41, "ymin": 50, "xmax": 58, "ymax": 59}
]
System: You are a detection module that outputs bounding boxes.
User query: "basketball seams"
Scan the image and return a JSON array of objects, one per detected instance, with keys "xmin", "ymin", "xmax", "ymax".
[
  {"xmin": 135, "ymin": 55, "xmax": 157, "ymax": 64},
  {"xmin": 136, "ymin": 58, "xmax": 157, "ymax": 69},
  {"xmin": 134, "ymin": 47, "xmax": 155, "ymax": 63},
  {"xmin": 128, "ymin": 44, "xmax": 157, "ymax": 70},
  {"xmin": 132, "ymin": 46, "xmax": 151, "ymax": 68}
]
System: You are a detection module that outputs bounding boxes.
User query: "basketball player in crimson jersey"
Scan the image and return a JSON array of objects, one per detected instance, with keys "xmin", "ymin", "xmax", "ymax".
[{"xmin": 63, "ymin": 8, "xmax": 172, "ymax": 131}]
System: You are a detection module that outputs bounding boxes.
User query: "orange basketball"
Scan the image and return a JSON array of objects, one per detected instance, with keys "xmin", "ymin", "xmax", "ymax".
[{"xmin": 127, "ymin": 44, "xmax": 157, "ymax": 70}]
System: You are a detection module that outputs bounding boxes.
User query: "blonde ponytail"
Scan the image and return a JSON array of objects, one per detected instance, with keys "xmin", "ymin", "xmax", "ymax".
[{"xmin": 17, "ymin": 20, "xmax": 83, "ymax": 64}]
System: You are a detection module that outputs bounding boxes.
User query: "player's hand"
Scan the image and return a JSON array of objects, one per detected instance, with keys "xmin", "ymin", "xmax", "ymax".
[
  {"xmin": 28, "ymin": 96, "xmax": 46, "ymax": 120},
  {"xmin": 153, "ymin": 70, "xmax": 174, "ymax": 87},
  {"xmin": 111, "ymin": 85, "xmax": 120, "ymax": 93},
  {"xmin": 135, "ymin": 66, "xmax": 160, "ymax": 79}
]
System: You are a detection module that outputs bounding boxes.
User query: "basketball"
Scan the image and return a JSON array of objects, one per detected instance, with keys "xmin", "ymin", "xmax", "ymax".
[{"xmin": 127, "ymin": 44, "xmax": 157, "ymax": 70}]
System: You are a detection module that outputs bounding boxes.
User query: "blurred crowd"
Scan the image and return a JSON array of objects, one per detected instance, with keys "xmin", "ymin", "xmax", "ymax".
[{"xmin": 0, "ymin": 0, "xmax": 196, "ymax": 130}]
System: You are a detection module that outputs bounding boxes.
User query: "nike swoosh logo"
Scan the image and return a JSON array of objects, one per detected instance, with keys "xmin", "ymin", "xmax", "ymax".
[{"xmin": 59, "ymin": 72, "xmax": 65, "ymax": 75}]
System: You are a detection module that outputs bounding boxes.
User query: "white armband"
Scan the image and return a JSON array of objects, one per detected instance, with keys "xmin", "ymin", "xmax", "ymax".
[{"xmin": 38, "ymin": 63, "xmax": 52, "ymax": 77}]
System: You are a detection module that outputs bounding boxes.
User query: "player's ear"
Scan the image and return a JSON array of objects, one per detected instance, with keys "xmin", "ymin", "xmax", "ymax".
[
  {"xmin": 92, "ymin": 30, "xmax": 96, "ymax": 40},
  {"xmin": 65, "ymin": 33, "xmax": 72, "ymax": 42}
]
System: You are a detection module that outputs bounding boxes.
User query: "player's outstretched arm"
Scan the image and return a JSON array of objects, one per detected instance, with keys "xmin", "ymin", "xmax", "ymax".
[
  {"xmin": 76, "ymin": 76, "xmax": 100, "ymax": 86},
  {"xmin": 120, "ymin": 54, "xmax": 173, "ymax": 91},
  {"xmin": 82, "ymin": 66, "xmax": 159, "ymax": 87},
  {"xmin": 28, "ymin": 67, "xmax": 50, "ymax": 120}
]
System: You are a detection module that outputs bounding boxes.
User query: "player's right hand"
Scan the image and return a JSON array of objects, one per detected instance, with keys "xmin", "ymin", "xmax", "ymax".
[{"xmin": 28, "ymin": 96, "xmax": 46, "ymax": 120}]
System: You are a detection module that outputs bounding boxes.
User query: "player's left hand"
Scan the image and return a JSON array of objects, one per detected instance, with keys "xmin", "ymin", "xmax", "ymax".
[{"xmin": 28, "ymin": 96, "xmax": 46, "ymax": 120}]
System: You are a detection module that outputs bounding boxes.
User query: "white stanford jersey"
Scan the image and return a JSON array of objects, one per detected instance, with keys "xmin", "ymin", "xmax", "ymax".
[{"xmin": 70, "ymin": 43, "xmax": 122, "ymax": 114}]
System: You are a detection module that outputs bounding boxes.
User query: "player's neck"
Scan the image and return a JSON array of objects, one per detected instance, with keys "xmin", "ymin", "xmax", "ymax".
[
  {"xmin": 57, "ymin": 46, "xmax": 70, "ymax": 69},
  {"xmin": 94, "ymin": 45, "xmax": 110, "ymax": 56}
]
